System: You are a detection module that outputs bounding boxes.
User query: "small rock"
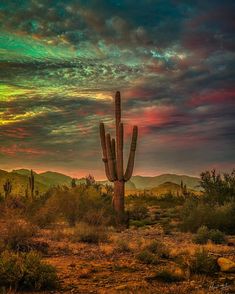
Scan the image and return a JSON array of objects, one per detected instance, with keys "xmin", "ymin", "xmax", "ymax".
[
  {"xmin": 227, "ymin": 242, "xmax": 235, "ymax": 247},
  {"xmin": 115, "ymin": 285, "xmax": 128, "ymax": 290},
  {"xmin": 217, "ymin": 257, "xmax": 235, "ymax": 273}
]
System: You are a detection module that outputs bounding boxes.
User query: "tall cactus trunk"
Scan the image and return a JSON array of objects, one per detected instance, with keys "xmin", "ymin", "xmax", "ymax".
[
  {"xmin": 29, "ymin": 169, "xmax": 35, "ymax": 201},
  {"xmin": 113, "ymin": 180, "xmax": 125, "ymax": 217},
  {"xmin": 99, "ymin": 91, "xmax": 138, "ymax": 225}
]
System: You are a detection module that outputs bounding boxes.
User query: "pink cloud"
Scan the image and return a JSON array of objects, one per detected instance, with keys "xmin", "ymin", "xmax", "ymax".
[
  {"xmin": 0, "ymin": 144, "xmax": 51, "ymax": 157},
  {"xmin": 189, "ymin": 88, "xmax": 235, "ymax": 107},
  {"xmin": 124, "ymin": 105, "xmax": 187, "ymax": 135},
  {"xmin": 0, "ymin": 127, "xmax": 31, "ymax": 139}
]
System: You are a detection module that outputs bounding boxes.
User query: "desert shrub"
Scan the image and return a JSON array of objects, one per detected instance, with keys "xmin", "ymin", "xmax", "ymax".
[
  {"xmin": 72, "ymin": 222, "xmax": 109, "ymax": 244},
  {"xmin": 114, "ymin": 240, "xmax": 132, "ymax": 253},
  {"xmin": 200, "ymin": 169, "xmax": 235, "ymax": 204},
  {"xmin": 136, "ymin": 250, "xmax": 158, "ymax": 264},
  {"xmin": 181, "ymin": 200, "xmax": 235, "ymax": 234},
  {"xmin": 3, "ymin": 219, "xmax": 37, "ymax": 251},
  {"xmin": 189, "ymin": 248, "xmax": 218, "ymax": 275},
  {"xmin": 145, "ymin": 241, "xmax": 170, "ymax": 258},
  {"xmin": 56, "ymin": 185, "xmax": 113, "ymax": 226},
  {"xmin": 193, "ymin": 226, "xmax": 210, "ymax": 244},
  {"xmin": 25, "ymin": 187, "xmax": 61, "ymax": 227},
  {"xmin": 30, "ymin": 204, "xmax": 58, "ymax": 228},
  {"xmin": 82, "ymin": 208, "xmax": 111, "ymax": 226},
  {"xmin": 129, "ymin": 219, "xmax": 153, "ymax": 227},
  {"xmin": 129, "ymin": 204, "xmax": 149, "ymax": 220},
  {"xmin": 180, "ymin": 199, "xmax": 208, "ymax": 232},
  {"xmin": 0, "ymin": 250, "xmax": 58, "ymax": 290},
  {"xmin": 209, "ymin": 229, "xmax": 226, "ymax": 244}
]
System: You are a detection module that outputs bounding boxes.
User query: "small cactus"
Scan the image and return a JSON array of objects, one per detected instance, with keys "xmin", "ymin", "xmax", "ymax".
[
  {"xmin": 99, "ymin": 91, "xmax": 138, "ymax": 223},
  {"xmin": 29, "ymin": 169, "xmax": 35, "ymax": 200},
  {"xmin": 3, "ymin": 179, "xmax": 12, "ymax": 198}
]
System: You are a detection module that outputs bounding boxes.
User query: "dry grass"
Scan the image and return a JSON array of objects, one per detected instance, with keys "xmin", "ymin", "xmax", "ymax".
[{"xmin": 0, "ymin": 203, "xmax": 234, "ymax": 293}]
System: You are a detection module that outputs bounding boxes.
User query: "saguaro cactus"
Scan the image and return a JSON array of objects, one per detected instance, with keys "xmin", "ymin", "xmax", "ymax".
[
  {"xmin": 3, "ymin": 179, "xmax": 12, "ymax": 198},
  {"xmin": 99, "ymin": 91, "xmax": 138, "ymax": 222},
  {"xmin": 29, "ymin": 169, "xmax": 35, "ymax": 200}
]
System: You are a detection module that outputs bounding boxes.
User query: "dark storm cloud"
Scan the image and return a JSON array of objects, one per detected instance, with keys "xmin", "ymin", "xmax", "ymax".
[{"xmin": 0, "ymin": 0, "xmax": 234, "ymax": 177}]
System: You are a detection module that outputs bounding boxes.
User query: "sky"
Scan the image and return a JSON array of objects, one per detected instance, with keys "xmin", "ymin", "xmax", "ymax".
[{"xmin": 0, "ymin": 0, "xmax": 234, "ymax": 179}]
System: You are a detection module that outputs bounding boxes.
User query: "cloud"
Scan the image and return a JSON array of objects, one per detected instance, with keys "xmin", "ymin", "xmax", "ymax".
[{"xmin": 0, "ymin": 0, "xmax": 234, "ymax": 177}]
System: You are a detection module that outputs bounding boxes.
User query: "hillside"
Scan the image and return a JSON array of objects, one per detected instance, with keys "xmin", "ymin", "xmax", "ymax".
[
  {"xmin": 0, "ymin": 170, "xmax": 47, "ymax": 196},
  {"xmin": 125, "ymin": 181, "xmax": 200, "ymax": 196},
  {"xmin": 98, "ymin": 180, "xmax": 136, "ymax": 190},
  {"xmin": 0, "ymin": 169, "xmax": 201, "ymax": 197},
  {"xmin": 131, "ymin": 174, "xmax": 200, "ymax": 190},
  {"xmin": 150, "ymin": 181, "xmax": 182, "ymax": 196}
]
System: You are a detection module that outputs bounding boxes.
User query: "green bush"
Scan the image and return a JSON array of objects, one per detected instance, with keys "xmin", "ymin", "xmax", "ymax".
[
  {"xmin": 145, "ymin": 241, "xmax": 170, "ymax": 258},
  {"xmin": 193, "ymin": 226, "xmax": 210, "ymax": 244},
  {"xmin": 72, "ymin": 222, "xmax": 109, "ymax": 244},
  {"xmin": 181, "ymin": 199, "xmax": 235, "ymax": 234},
  {"xmin": 129, "ymin": 204, "xmax": 149, "ymax": 220},
  {"xmin": 114, "ymin": 240, "xmax": 132, "ymax": 253},
  {"xmin": 193, "ymin": 226, "xmax": 226, "ymax": 245},
  {"xmin": 30, "ymin": 203, "xmax": 58, "ymax": 228},
  {"xmin": 136, "ymin": 250, "xmax": 158, "ymax": 264},
  {"xmin": 3, "ymin": 219, "xmax": 37, "ymax": 251},
  {"xmin": 56, "ymin": 186, "xmax": 113, "ymax": 226},
  {"xmin": 209, "ymin": 229, "xmax": 226, "ymax": 244},
  {"xmin": 200, "ymin": 169, "xmax": 235, "ymax": 204},
  {"xmin": 0, "ymin": 251, "xmax": 58, "ymax": 290},
  {"xmin": 129, "ymin": 219, "xmax": 153, "ymax": 227},
  {"xmin": 189, "ymin": 248, "xmax": 218, "ymax": 275}
]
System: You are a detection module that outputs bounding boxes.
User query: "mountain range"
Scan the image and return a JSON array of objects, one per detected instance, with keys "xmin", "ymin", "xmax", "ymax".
[{"xmin": 0, "ymin": 169, "xmax": 201, "ymax": 197}]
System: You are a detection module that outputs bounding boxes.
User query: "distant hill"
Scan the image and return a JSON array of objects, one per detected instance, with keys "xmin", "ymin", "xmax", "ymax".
[
  {"xmin": 131, "ymin": 174, "xmax": 200, "ymax": 190},
  {"xmin": 150, "ymin": 181, "xmax": 182, "ymax": 196},
  {"xmin": 12, "ymin": 169, "xmax": 85, "ymax": 188},
  {"xmin": 125, "ymin": 181, "xmax": 201, "ymax": 197},
  {"xmin": 98, "ymin": 180, "xmax": 136, "ymax": 190},
  {"xmin": 0, "ymin": 169, "xmax": 47, "ymax": 196},
  {"xmin": 0, "ymin": 169, "xmax": 201, "ymax": 197}
]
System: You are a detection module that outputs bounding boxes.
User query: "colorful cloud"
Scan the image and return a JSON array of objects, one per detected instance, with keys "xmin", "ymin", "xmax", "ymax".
[{"xmin": 0, "ymin": 0, "xmax": 234, "ymax": 178}]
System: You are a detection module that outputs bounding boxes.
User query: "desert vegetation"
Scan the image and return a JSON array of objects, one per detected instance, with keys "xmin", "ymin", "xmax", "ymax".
[{"xmin": 0, "ymin": 167, "xmax": 234, "ymax": 293}]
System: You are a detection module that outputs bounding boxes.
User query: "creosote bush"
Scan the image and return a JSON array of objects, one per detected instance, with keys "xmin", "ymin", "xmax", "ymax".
[
  {"xmin": 136, "ymin": 240, "xmax": 170, "ymax": 264},
  {"xmin": 30, "ymin": 200, "xmax": 58, "ymax": 228},
  {"xmin": 209, "ymin": 229, "xmax": 226, "ymax": 244},
  {"xmin": 193, "ymin": 226, "xmax": 226, "ymax": 245},
  {"xmin": 114, "ymin": 240, "xmax": 132, "ymax": 253},
  {"xmin": 189, "ymin": 248, "xmax": 218, "ymax": 275},
  {"xmin": 181, "ymin": 200, "xmax": 235, "ymax": 234},
  {"xmin": 0, "ymin": 251, "xmax": 58, "ymax": 290},
  {"xmin": 129, "ymin": 204, "xmax": 149, "ymax": 220},
  {"xmin": 3, "ymin": 218, "xmax": 37, "ymax": 251},
  {"xmin": 136, "ymin": 250, "xmax": 158, "ymax": 265},
  {"xmin": 145, "ymin": 240, "xmax": 170, "ymax": 259},
  {"xmin": 193, "ymin": 226, "xmax": 210, "ymax": 245},
  {"xmin": 56, "ymin": 185, "xmax": 113, "ymax": 227},
  {"xmin": 72, "ymin": 222, "xmax": 109, "ymax": 244}
]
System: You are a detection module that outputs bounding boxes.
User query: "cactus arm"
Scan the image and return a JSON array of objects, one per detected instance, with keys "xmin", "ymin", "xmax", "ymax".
[
  {"xmin": 100, "ymin": 122, "xmax": 113, "ymax": 182},
  {"xmin": 117, "ymin": 122, "xmax": 124, "ymax": 180},
  {"xmin": 111, "ymin": 137, "xmax": 117, "ymax": 172},
  {"xmin": 115, "ymin": 91, "xmax": 121, "ymax": 134},
  {"xmin": 111, "ymin": 138, "xmax": 116, "ymax": 160},
  {"xmin": 124, "ymin": 125, "xmax": 138, "ymax": 181},
  {"xmin": 111, "ymin": 138, "xmax": 116, "ymax": 161},
  {"xmin": 106, "ymin": 133, "xmax": 117, "ymax": 181}
]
